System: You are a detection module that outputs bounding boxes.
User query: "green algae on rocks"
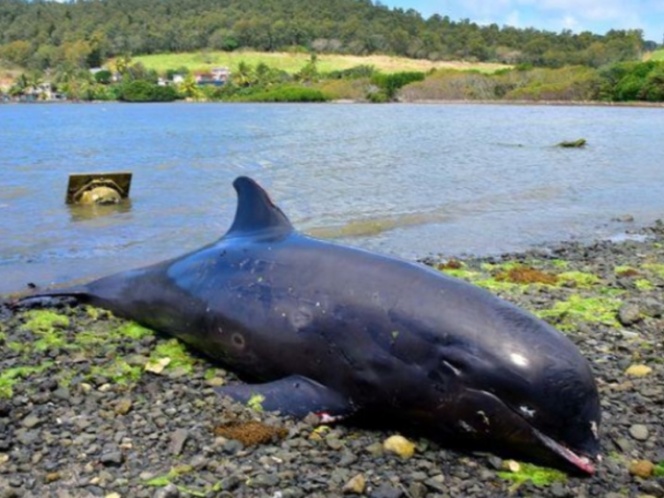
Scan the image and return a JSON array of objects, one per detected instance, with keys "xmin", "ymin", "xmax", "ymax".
[{"xmin": 498, "ymin": 462, "xmax": 567, "ymax": 492}]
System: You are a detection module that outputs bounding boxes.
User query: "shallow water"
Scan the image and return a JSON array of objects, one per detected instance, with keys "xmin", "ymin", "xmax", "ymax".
[{"xmin": 1, "ymin": 102, "xmax": 663, "ymax": 293}]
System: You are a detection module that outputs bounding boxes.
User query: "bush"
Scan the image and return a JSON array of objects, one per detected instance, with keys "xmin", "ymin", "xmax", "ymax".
[
  {"xmin": 597, "ymin": 61, "xmax": 664, "ymax": 102},
  {"xmin": 118, "ymin": 80, "xmax": 179, "ymax": 102},
  {"xmin": 325, "ymin": 65, "xmax": 377, "ymax": 80},
  {"xmin": 237, "ymin": 85, "xmax": 329, "ymax": 102},
  {"xmin": 370, "ymin": 71, "xmax": 425, "ymax": 100},
  {"xmin": 94, "ymin": 69, "xmax": 113, "ymax": 84}
]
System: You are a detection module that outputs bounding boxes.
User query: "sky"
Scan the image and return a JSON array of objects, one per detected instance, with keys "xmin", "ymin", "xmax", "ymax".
[{"xmin": 380, "ymin": 0, "xmax": 664, "ymax": 43}]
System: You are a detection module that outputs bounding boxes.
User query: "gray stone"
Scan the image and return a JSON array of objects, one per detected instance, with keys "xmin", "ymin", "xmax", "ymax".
[
  {"xmin": 338, "ymin": 450, "xmax": 358, "ymax": 467},
  {"xmin": 370, "ymin": 483, "xmax": 404, "ymax": 498},
  {"xmin": 21, "ymin": 414, "xmax": 41, "ymax": 429},
  {"xmin": 641, "ymin": 298, "xmax": 664, "ymax": 318},
  {"xmin": 15, "ymin": 430, "xmax": 38, "ymax": 446},
  {"xmin": 640, "ymin": 481, "xmax": 664, "ymax": 498},
  {"xmin": 153, "ymin": 483, "xmax": 180, "ymax": 498},
  {"xmin": 248, "ymin": 473, "xmax": 280, "ymax": 488},
  {"xmin": 409, "ymin": 482, "xmax": 428, "ymax": 498},
  {"xmin": 170, "ymin": 428, "xmax": 189, "ymax": 456},
  {"xmin": 219, "ymin": 474, "xmax": 242, "ymax": 491},
  {"xmin": 100, "ymin": 451, "xmax": 124, "ymax": 466},
  {"xmin": 618, "ymin": 303, "xmax": 642, "ymax": 326},
  {"xmin": 424, "ymin": 475, "xmax": 446, "ymax": 492},
  {"xmin": 629, "ymin": 424, "xmax": 650, "ymax": 441},
  {"xmin": 222, "ymin": 439, "xmax": 243, "ymax": 454},
  {"xmin": 550, "ymin": 482, "xmax": 571, "ymax": 498},
  {"xmin": 613, "ymin": 437, "xmax": 632, "ymax": 452}
]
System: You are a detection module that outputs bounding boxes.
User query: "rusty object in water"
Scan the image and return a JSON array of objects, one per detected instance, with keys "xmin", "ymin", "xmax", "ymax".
[{"xmin": 66, "ymin": 172, "xmax": 132, "ymax": 205}]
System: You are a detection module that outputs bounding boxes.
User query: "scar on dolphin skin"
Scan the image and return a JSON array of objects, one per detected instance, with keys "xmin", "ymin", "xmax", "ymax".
[{"xmin": 16, "ymin": 176, "xmax": 601, "ymax": 475}]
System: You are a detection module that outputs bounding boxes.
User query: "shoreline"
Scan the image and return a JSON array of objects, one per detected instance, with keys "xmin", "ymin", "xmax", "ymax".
[
  {"xmin": 2, "ymin": 98, "xmax": 664, "ymax": 108},
  {"xmin": 1, "ymin": 221, "xmax": 663, "ymax": 496}
]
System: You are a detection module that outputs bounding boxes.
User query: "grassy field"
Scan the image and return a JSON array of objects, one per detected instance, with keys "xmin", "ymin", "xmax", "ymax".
[
  {"xmin": 130, "ymin": 50, "xmax": 510, "ymax": 75},
  {"xmin": 647, "ymin": 49, "xmax": 664, "ymax": 61}
]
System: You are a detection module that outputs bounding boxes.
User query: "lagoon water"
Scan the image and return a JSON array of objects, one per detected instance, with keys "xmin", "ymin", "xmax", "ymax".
[{"xmin": 1, "ymin": 102, "xmax": 663, "ymax": 294}]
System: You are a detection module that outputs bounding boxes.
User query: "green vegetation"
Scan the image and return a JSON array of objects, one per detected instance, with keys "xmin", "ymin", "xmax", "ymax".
[
  {"xmin": 643, "ymin": 263, "xmax": 664, "ymax": 279},
  {"xmin": 556, "ymin": 271, "xmax": 600, "ymax": 288},
  {"xmin": 0, "ymin": 0, "xmax": 648, "ymax": 72},
  {"xmin": 232, "ymin": 84, "xmax": 329, "ymax": 102},
  {"xmin": 655, "ymin": 461, "xmax": 664, "ymax": 477},
  {"xmin": 131, "ymin": 51, "xmax": 499, "ymax": 76},
  {"xmin": 150, "ymin": 339, "xmax": 200, "ymax": 374},
  {"xmin": 598, "ymin": 60, "xmax": 664, "ymax": 101},
  {"xmin": 118, "ymin": 80, "xmax": 179, "ymax": 102},
  {"xmin": 438, "ymin": 259, "xmax": 627, "ymax": 333},
  {"xmin": 498, "ymin": 462, "xmax": 567, "ymax": 491},
  {"xmin": 2, "ymin": 0, "xmax": 661, "ymax": 103},
  {"xmin": 116, "ymin": 320, "xmax": 155, "ymax": 340},
  {"xmin": 369, "ymin": 71, "xmax": 425, "ymax": 102},
  {"xmin": 22, "ymin": 309, "xmax": 70, "ymax": 333},
  {"xmin": 536, "ymin": 295, "xmax": 622, "ymax": 330},
  {"xmin": 247, "ymin": 393, "xmax": 266, "ymax": 412},
  {"xmin": 0, "ymin": 363, "xmax": 53, "ymax": 398},
  {"xmin": 1, "ymin": 306, "xmax": 205, "ymax": 397},
  {"xmin": 145, "ymin": 464, "xmax": 194, "ymax": 487},
  {"xmin": 90, "ymin": 358, "xmax": 142, "ymax": 384},
  {"xmin": 557, "ymin": 139, "xmax": 587, "ymax": 148},
  {"xmin": 21, "ymin": 309, "xmax": 70, "ymax": 351}
]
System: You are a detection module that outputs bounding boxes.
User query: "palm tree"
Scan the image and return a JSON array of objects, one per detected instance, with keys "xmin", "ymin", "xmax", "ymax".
[{"xmin": 233, "ymin": 61, "xmax": 255, "ymax": 87}]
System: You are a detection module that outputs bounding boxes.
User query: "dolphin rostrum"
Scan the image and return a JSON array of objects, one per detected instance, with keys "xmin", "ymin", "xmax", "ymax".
[{"xmin": 19, "ymin": 176, "xmax": 601, "ymax": 474}]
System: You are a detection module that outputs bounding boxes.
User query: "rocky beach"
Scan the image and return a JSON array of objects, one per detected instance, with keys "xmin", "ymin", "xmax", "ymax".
[{"xmin": 1, "ymin": 222, "xmax": 663, "ymax": 498}]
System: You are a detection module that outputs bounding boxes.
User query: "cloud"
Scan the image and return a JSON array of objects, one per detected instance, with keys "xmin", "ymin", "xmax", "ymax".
[{"xmin": 389, "ymin": 0, "xmax": 661, "ymax": 40}]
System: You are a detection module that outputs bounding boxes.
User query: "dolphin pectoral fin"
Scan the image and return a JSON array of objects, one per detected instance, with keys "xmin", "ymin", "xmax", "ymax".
[{"xmin": 215, "ymin": 375, "xmax": 354, "ymax": 419}]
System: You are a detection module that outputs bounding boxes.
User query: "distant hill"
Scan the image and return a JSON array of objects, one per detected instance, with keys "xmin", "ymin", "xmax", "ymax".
[{"xmin": 0, "ymin": 0, "xmax": 648, "ymax": 71}]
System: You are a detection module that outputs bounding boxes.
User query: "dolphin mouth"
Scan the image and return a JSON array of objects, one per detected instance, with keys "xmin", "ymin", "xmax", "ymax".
[{"xmin": 530, "ymin": 426, "xmax": 596, "ymax": 475}]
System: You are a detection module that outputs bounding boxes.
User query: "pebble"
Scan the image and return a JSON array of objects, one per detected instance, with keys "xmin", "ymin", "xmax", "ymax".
[
  {"xmin": 248, "ymin": 473, "xmax": 280, "ymax": 488},
  {"xmin": 424, "ymin": 475, "xmax": 446, "ymax": 493},
  {"xmin": 408, "ymin": 482, "xmax": 427, "ymax": 498},
  {"xmin": 369, "ymin": 483, "xmax": 404, "ymax": 498},
  {"xmin": 114, "ymin": 398, "xmax": 133, "ymax": 415},
  {"xmin": 629, "ymin": 424, "xmax": 650, "ymax": 441},
  {"xmin": 626, "ymin": 364, "xmax": 653, "ymax": 377},
  {"xmin": 153, "ymin": 483, "xmax": 180, "ymax": 498},
  {"xmin": 342, "ymin": 473, "xmax": 366, "ymax": 494},
  {"xmin": 383, "ymin": 435, "xmax": 416, "ymax": 459},
  {"xmin": 100, "ymin": 451, "xmax": 124, "ymax": 466},
  {"xmin": 21, "ymin": 414, "xmax": 41, "ymax": 429},
  {"xmin": 618, "ymin": 303, "xmax": 642, "ymax": 325},
  {"xmin": 629, "ymin": 460, "xmax": 655, "ymax": 478},
  {"xmin": 170, "ymin": 428, "xmax": 189, "ymax": 455},
  {"xmin": 365, "ymin": 442, "xmax": 384, "ymax": 457}
]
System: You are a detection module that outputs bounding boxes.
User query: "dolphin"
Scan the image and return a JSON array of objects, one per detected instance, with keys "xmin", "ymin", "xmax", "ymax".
[{"xmin": 18, "ymin": 176, "xmax": 601, "ymax": 474}]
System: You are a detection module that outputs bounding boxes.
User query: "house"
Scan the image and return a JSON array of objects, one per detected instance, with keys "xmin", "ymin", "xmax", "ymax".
[{"xmin": 194, "ymin": 67, "xmax": 230, "ymax": 86}]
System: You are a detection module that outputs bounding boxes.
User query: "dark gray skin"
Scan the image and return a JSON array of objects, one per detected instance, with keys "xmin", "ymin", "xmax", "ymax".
[{"xmin": 21, "ymin": 177, "xmax": 601, "ymax": 474}]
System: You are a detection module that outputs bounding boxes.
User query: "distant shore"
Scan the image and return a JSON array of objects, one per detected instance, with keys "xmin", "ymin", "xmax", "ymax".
[{"xmin": 3, "ymin": 97, "xmax": 664, "ymax": 107}]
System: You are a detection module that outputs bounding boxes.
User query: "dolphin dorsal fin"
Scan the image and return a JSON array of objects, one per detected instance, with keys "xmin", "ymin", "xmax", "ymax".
[{"xmin": 226, "ymin": 176, "xmax": 294, "ymax": 238}]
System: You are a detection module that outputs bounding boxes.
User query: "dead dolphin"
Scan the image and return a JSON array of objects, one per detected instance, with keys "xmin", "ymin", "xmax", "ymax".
[{"xmin": 20, "ymin": 176, "xmax": 601, "ymax": 474}]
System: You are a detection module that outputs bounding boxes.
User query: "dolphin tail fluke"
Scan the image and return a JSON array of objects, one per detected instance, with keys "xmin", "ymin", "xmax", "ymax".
[{"xmin": 216, "ymin": 375, "xmax": 355, "ymax": 420}]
